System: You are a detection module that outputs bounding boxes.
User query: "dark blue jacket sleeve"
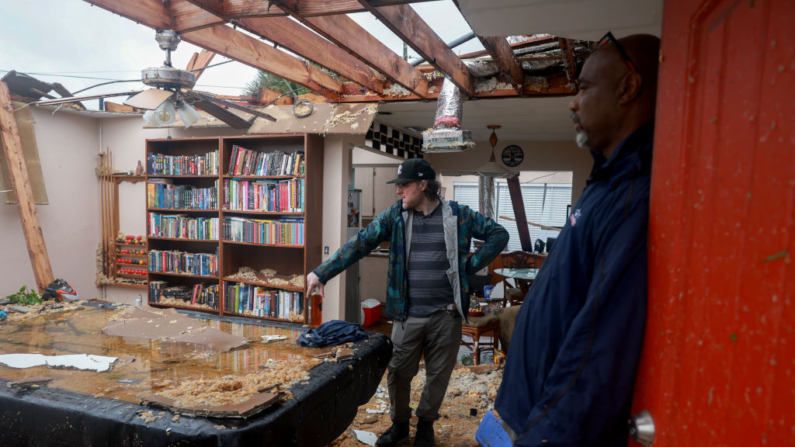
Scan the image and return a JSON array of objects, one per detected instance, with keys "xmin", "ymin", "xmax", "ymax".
[{"xmin": 515, "ymin": 187, "xmax": 649, "ymax": 446}]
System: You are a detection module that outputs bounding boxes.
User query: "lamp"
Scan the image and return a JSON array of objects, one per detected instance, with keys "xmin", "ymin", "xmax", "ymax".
[
  {"xmin": 152, "ymin": 99, "xmax": 176, "ymax": 125},
  {"xmin": 142, "ymin": 110, "xmax": 158, "ymax": 126},
  {"xmin": 177, "ymin": 101, "xmax": 202, "ymax": 128},
  {"xmin": 477, "ymin": 125, "xmax": 516, "ymax": 178}
]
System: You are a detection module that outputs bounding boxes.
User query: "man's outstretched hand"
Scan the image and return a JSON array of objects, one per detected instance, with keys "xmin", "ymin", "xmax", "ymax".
[{"xmin": 306, "ymin": 272, "xmax": 324, "ymax": 298}]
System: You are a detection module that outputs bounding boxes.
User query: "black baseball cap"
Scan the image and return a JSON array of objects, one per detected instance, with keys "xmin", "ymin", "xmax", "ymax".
[{"xmin": 386, "ymin": 158, "xmax": 436, "ymax": 184}]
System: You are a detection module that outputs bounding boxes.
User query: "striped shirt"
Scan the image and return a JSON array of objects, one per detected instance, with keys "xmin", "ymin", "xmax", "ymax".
[{"xmin": 407, "ymin": 203, "xmax": 454, "ymax": 317}]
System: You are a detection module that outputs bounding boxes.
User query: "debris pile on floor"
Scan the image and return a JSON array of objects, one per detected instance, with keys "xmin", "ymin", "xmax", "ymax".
[
  {"xmin": 155, "ymin": 357, "xmax": 322, "ymax": 408},
  {"xmin": 330, "ymin": 363, "xmax": 503, "ymax": 446}
]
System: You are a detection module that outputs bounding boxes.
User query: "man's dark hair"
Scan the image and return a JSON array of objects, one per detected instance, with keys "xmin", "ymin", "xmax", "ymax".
[{"xmin": 424, "ymin": 179, "xmax": 442, "ymax": 201}]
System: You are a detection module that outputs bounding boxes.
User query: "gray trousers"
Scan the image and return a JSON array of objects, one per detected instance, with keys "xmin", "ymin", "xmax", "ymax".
[{"xmin": 388, "ymin": 309, "xmax": 462, "ymax": 423}]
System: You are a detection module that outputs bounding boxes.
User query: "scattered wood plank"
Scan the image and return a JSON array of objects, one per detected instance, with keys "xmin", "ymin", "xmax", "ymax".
[
  {"xmin": 359, "ymin": 2, "xmax": 474, "ymax": 96},
  {"xmin": 499, "ymin": 215, "xmax": 562, "ymax": 232},
  {"xmin": 104, "ymin": 101, "xmax": 138, "ymax": 113},
  {"xmin": 0, "ymin": 82, "xmax": 54, "ymax": 293},
  {"xmin": 260, "ymin": 88, "xmax": 295, "ymax": 106},
  {"xmin": 190, "ymin": 49, "xmax": 216, "ymax": 82}
]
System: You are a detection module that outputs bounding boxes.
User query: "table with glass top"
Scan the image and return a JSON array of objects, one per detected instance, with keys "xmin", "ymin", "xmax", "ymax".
[{"xmin": 493, "ymin": 268, "xmax": 539, "ymax": 281}]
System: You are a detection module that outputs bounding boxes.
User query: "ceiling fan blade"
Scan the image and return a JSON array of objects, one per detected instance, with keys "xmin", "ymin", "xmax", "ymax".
[
  {"xmin": 123, "ymin": 89, "xmax": 173, "ymax": 110},
  {"xmin": 192, "ymin": 99, "xmax": 254, "ymax": 129},
  {"xmin": 189, "ymin": 91, "xmax": 277, "ymax": 122},
  {"xmin": 33, "ymin": 90, "xmax": 142, "ymax": 107}
]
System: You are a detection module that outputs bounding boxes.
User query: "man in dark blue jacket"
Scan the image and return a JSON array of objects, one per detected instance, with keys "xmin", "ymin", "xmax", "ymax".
[{"xmin": 494, "ymin": 34, "xmax": 661, "ymax": 446}]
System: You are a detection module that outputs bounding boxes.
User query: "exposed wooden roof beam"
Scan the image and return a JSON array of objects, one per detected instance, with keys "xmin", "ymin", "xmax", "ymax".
[
  {"xmin": 275, "ymin": 0, "xmax": 429, "ymax": 98},
  {"xmin": 170, "ymin": 0, "xmax": 225, "ymax": 33},
  {"xmin": 182, "ymin": 1, "xmax": 385, "ymax": 93},
  {"xmin": 183, "ymin": 25, "xmax": 343, "ymax": 100},
  {"xmin": 478, "ymin": 37, "xmax": 524, "ymax": 96},
  {"xmin": 457, "ymin": 36, "xmax": 558, "ymax": 60},
  {"xmin": 83, "ymin": 0, "xmax": 343, "ymax": 100},
  {"xmin": 184, "ymin": 0, "xmax": 440, "ymax": 19},
  {"xmin": 558, "ymin": 38, "xmax": 579, "ymax": 92},
  {"xmin": 338, "ymin": 71, "xmax": 573, "ymax": 102},
  {"xmin": 239, "ymin": 17, "xmax": 386, "ymax": 94},
  {"xmin": 358, "ymin": 2, "xmax": 474, "ymax": 96}
]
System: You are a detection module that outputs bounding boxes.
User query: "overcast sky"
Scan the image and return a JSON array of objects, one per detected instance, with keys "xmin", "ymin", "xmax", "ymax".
[{"xmin": 0, "ymin": 0, "xmax": 483, "ymax": 108}]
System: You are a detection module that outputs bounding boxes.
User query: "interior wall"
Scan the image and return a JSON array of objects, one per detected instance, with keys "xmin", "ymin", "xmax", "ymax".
[
  {"xmin": 425, "ymin": 140, "xmax": 593, "ymax": 206},
  {"xmin": 320, "ymin": 135, "xmax": 364, "ymax": 322},
  {"xmin": 352, "ymin": 147, "xmax": 402, "ymax": 165},
  {"xmin": 0, "ymin": 108, "xmax": 100, "ymax": 299}
]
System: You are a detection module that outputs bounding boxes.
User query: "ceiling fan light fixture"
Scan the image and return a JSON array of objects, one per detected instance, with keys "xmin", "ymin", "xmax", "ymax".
[
  {"xmin": 142, "ymin": 110, "xmax": 158, "ymax": 126},
  {"xmin": 153, "ymin": 100, "xmax": 176, "ymax": 125},
  {"xmin": 177, "ymin": 102, "xmax": 202, "ymax": 128}
]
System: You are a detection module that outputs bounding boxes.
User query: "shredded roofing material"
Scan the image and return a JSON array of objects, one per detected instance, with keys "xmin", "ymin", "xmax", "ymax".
[{"xmin": 156, "ymin": 357, "xmax": 321, "ymax": 408}]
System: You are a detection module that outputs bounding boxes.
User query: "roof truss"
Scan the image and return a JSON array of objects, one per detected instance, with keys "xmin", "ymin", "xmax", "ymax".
[{"xmin": 82, "ymin": 0, "xmax": 580, "ymax": 103}]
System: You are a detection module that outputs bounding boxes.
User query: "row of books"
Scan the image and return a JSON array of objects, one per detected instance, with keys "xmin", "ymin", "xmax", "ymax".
[
  {"xmin": 148, "ymin": 213, "xmax": 219, "ymax": 240},
  {"xmin": 224, "ymin": 282, "xmax": 303, "ymax": 319},
  {"xmin": 228, "ymin": 145, "xmax": 304, "ymax": 177},
  {"xmin": 223, "ymin": 216, "xmax": 304, "ymax": 246},
  {"xmin": 148, "ymin": 249, "xmax": 218, "ymax": 277},
  {"xmin": 223, "ymin": 178, "xmax": 304, "ymax": 212},
  {"xmin": 148, "ymin": 151, "xmax": 219, "ymax": 176},
  {"xmin": 147, "ymin": 180, "xmax": 219, "ymax": 210},
  {"xmin": 149, "ymin": 281, "xmax": 220, "ymax": 308}
]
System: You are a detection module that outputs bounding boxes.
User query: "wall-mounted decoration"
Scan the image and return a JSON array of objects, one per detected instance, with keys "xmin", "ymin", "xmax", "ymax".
[{"xmin": 501, "ymin": 144, "xmax": 524, "ymax": 167}]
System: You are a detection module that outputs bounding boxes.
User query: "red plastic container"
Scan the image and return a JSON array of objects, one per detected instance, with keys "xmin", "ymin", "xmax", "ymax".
[{"xmin": 361, "ymin": 299, "xmax": 381, "ymax": 327}]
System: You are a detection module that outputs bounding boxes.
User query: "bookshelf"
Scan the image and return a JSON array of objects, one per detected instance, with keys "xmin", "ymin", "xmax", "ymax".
[{"xmin": 144, "ymin": 135, "xmax": 323, "ymax": 326}]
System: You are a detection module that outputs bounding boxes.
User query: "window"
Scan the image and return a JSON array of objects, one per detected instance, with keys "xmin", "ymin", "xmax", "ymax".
[{"xmin": 454, "ymin": 177, "xmax": 571, "ymax": 252}]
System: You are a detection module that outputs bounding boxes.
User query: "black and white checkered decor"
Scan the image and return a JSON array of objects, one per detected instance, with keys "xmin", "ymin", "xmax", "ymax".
[{"xmin": 365, "ymin": 121, "xmax": 424, "ymax": 159}]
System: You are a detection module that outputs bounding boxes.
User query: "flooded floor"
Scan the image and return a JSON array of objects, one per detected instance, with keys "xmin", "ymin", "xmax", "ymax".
[{"xmin": 0, "ymin": 305, "xmax": 323, "ymax": 404}]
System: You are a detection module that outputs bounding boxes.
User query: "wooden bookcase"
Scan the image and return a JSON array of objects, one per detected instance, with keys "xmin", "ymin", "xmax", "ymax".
[{"xmin": 144, "ymin": 134, "xmax": 324, "ymax": 325}]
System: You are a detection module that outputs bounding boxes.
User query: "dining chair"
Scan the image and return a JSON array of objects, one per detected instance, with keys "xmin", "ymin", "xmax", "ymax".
[{"xmin": 499, "ymin": 251, "xmax": 536, "ymax": 307}]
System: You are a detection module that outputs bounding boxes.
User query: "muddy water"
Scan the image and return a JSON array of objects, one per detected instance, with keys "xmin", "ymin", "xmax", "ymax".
[{"xmin": 0, "ymin": 306, "xmax": 320, "ymax": 403}]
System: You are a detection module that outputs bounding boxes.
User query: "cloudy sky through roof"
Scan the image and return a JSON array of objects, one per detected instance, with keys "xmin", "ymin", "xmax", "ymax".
[{"xmin": 0, "ymin": 0, "xmax": 484, "ymax": 108}]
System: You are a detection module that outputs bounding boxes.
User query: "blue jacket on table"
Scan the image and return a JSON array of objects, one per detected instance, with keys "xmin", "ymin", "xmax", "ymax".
[{"xmin": 495, "ymin": 121, "xmax": 654, "ymax": 446}]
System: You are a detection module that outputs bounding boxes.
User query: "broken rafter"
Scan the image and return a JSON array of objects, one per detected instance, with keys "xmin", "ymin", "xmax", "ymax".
[
  {"xmin": 457, "ymin": 35, "xmax": 558, "ymax": 60},
  {"xmin": 187, "ymin": 49, "xmax": 216, "ymax": 81},
  {"xmin": 558, "ymin": 38, "xmax": 579, "ymax": 92},
  {"xmin": 0, "ymin": 81, "xmax": 55, "ymax": 293},
  {"xmin": 359, "ymin": 2, "xmax": 475, "ymax": 96},
  {"xmin": 478, "ymin": 36, "xmax": 524, "ymax": 96},
  {"xmin": 338, "ymin": 71, "xmax": 573, "ymax": 102},
  {"xmin": 84, "ymin": 0, "xmax": 343, "ymax": 101},
  {"xmin": 275, "ymin": 0, "xmax": 429, "ymax": 98}
]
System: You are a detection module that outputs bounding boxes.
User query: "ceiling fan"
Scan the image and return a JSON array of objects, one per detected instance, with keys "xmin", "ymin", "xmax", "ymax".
[{"xmin": 33, "ymin": 30, "xmax": 276, "ymax": 129}]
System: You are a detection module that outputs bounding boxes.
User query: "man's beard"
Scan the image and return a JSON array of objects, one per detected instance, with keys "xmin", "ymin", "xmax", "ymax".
[{"xmin": 575, "ymin": 130, "xmax": 590, "ymax": 149}]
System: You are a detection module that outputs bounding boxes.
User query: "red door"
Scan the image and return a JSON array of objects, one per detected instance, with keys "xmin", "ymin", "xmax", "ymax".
[{"xmin": 631, "ymin": 0, "xmax": 795, "ymax": 445}]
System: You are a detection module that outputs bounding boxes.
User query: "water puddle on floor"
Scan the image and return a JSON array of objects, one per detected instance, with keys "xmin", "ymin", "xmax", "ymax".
[{"xmin": 0, "ymin": 306, "xmax": 319, "ymax": 403}]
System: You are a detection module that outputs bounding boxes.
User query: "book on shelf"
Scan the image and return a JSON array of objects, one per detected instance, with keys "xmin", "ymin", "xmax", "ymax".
[
  {"xmin": 222, "ymin": 216, "xmax": 304, "ymax": 245},
  {"xmin": 147, "ymin": 180, "xmax": 219, "ymax": 210},
  {"xmin": 223, "ymin": 178, "xmax": 304, "ymax": 212},
  {"xmin": 228, "ymin": 145, "xmax": 305, "ymax": 177},
  {"xmin": 149, "ymin": 249, "xmax": 219, "ymax": 276},
  {"xmin": 149, "ymin": 281, "xmax": 167, "ymax": 303},
  {"xmin": 147, "ymin": 150, "xmax": 219, "ymax": 176},
  {"xmin": 148, "ymin": 213, "xmax": 219, "ymax": 240},
  {"xmin": 224, "ymin": 282, "xmax": 303, "ymax": 318}
]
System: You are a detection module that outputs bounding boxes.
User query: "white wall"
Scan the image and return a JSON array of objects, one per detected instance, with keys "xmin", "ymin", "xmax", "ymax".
[
  {"xmin": 352, "ymin": 146, "xmax": 402, "ymax": 165},
  {"xmin": 1, "ymin": 108, "xmax": 100, "ymax": 299},
  {"xmin": 319, "ymin": 135, "xmax": 365, "ymax": 322},
  {"xmin": 426, "ymin": 140, "xmax": 593, "ymax": 207}
]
